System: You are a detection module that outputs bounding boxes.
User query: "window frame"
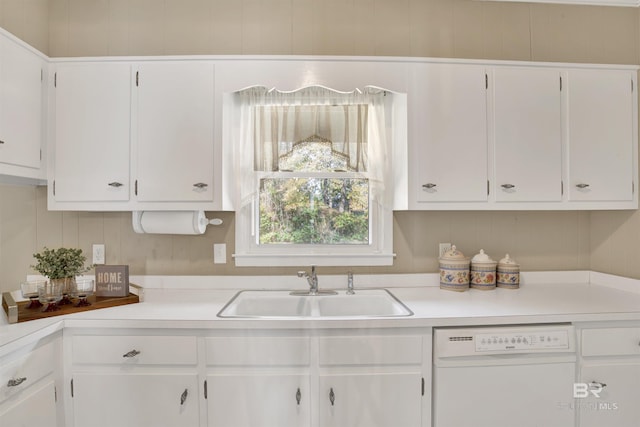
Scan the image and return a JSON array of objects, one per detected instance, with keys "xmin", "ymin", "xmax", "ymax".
[{"xmin": 229, "ymin": 87, "xmax": 401, "ymax": 267}]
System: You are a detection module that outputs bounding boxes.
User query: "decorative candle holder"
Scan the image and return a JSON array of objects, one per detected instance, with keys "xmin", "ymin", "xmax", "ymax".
[
  {"xmin": 53, "ymin": 277, "xmax": 76, "ymax": 305},
  {"xmin": 73, "ymin": 278, "xmax": 95, "ymax": 307},
  {"xmin": 38, "ymin": 280, "xmax": 64, "ymax": 312}
]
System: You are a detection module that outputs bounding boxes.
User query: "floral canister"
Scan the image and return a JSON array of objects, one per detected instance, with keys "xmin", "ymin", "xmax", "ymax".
[
  {"xmin": 497, "ymin": 254, "xmax": 520, "ymax": 289},
  {"xmin": 470, "ymin": 249, "xmax": 497, "ymax": 290},
  {"xmin": 439, "ymin": 245, "xmax": 470, "ymax": 292}
]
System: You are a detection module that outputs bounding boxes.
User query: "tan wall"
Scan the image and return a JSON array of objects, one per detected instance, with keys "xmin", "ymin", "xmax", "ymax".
[
  {"xmin": 2, "ymin": 0, "xmax": 640, "ymax": 292},
  {"xmin": 0, "ymin": 0, "xmax": 49, "ymax": 54}
]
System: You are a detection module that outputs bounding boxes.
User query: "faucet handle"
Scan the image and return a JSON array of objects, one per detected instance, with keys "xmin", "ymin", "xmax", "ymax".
[
  {"xmin": 297, "ymin": 271, "xmax": 307, "ymax": 278},
  {"xmin": 347, "ymin": 271, "xmax": 355, "ymax": 295}
]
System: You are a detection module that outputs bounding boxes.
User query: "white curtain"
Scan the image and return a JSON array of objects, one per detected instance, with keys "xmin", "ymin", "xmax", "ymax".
[{"xmin": 236, "ymin": 85, "xmax": 391, "ymax": 208}]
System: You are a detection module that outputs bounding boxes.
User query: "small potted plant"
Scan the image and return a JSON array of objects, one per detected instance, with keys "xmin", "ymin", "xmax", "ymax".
[{"xmin": 32, "ymin": 247, "xmax": 91, "ymax": 307}]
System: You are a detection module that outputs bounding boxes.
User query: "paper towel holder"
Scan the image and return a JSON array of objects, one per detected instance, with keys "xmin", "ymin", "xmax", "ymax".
[{"xmin": 132, "ymin": 211, "xmax": 223, "ymax": 235}]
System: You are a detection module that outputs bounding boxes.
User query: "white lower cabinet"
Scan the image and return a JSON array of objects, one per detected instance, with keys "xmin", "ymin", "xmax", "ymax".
[
  {"xmin": 65, "ymin": 328, "xmax": 429, "ymax": 427},
  {"xmin": 578, "ymin": 326, "xmax": 640, "ymax": 427},
  {"xmin": 205, "ymin": 335, "xmax": 311, "ymax": 427},
  {"xmin": 72, "ymin": 373, "xmax": 199, "ymax": 427},
  {"xmin": 579, "ymin": 364, "xmax": 640, "ymax": 427},
  {"xmin": 205, "ymin": 331, "xmax": 429, "ymax": 427},
  {"xmin": 0, "ymin": 379, "xmax": 57, "ymax": 427},
  {"xmin": 318, "ymin": 373, "xmax": 422, "ymax": 427},
  {"xmin": 206, "ymin": 374, "xmax": 310, "ymax": 427},
  {"xmin": 318, "ymin": 335, "xmax": 426, "ymax": 427},
  {"xmin": 0, "ymin": 334, "xmax": 61, "ymax": 427},
  {"xmin": 68, "ymin": 332, "xmax": 200, "ymax": 427}
]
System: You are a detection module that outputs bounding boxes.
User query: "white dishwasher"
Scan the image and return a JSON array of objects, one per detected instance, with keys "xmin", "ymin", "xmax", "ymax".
[{"xmin": 433, "ymin": 324, "xmax": 576, "ymax": 427}]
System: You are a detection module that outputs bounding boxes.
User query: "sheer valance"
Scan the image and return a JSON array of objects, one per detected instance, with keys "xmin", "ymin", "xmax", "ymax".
[{"xmin": 238, "ymin": 86, "xmax": 385, "ymax": 173}]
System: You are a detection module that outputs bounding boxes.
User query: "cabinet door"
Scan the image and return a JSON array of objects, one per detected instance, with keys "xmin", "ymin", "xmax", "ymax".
[
  {"xmin": 72, "ymin": 373, "xmax": 199, "ymax": 427},
  {"xmin": 413, "ymin": 63, "xmax": 488, "ymax": 203},
  {"xmin": 493, "ymin": 67, "xmax": 562, "ymax": 202},
  {"xmin": 567, "ymin": 69, "xmax": 635, "ymax": 202},
  {"xmin": 54, "ymin": 63, "xmax": 131, "ymax": 202},
  {"xmin": 579, "ymin": 364, "xmax": 640, "ymax": 427},
  {"xmin": 206, "ymin": 374, "xmax": 310, "ymax": 427},
  {"xmin": 319, "ymin": 373, "xmax": 422, "ymax": 427},
  {"xmin": 0, "ymin": 36, "xmax": 43, "ymax": 169},
  {"xmin": 0, "ymin": 379, "xmax": 57, "ymax": 427},
  {"xmin": 135, "ymin": 62, "xmax": 214, "ymax": 202}
]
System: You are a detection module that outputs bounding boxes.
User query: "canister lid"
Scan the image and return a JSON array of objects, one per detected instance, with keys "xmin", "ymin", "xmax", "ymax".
[
  {"xmin": 498, "ymin": 253, "xmax": 519, "ymax": 266},
  {"xmin": 471, "ymin": 249, "xmax": 495, "ymax": 264},
  {"xmin": 440, "ymin": 245, "xmax": 468, "ymax": 261}
]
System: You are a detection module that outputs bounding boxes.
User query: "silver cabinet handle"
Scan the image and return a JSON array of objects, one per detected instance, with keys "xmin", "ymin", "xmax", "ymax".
[
  {"xmin": 590, "ymin": 381, "xmax": 607, "ymax": 388},
  {"xmin": 122, "ymin": 349, "xmax": 140, "ymax": 358},
  {"xmin": 422, "ymin": 183, "xmax": 436, "ymax": 189},
  {"xmin": 180, "ymin": 388, "xmax": 188, "ymax": 406},
  {"xmin": 7, "ymin": 377, "xmax": 27, "ymax": 387},
  {"xmin": 108, "ymin": 182, "xmax": 123, "ymax": 188},
  {"xmin": 501, "ymin": 184, "xmax": 515, "ymax": 189},
  {"xmin": 329, "ymin": 388, "xmax": 335, "ymax": 406},
  {"xmin": 193, "ymin": 183, "xmax": 208, "ymax": 189},
  {"xmin": 296, "ymin": 388, "xmax": 301, "ymax": 406},
  {"xmin": 576, "ymin": 183, "xmax": 590, "ymax": 189}
]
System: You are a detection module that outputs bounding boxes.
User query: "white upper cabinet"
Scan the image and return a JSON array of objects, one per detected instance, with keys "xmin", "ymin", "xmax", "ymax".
[
  {"xmin": 492, "ymin": 67, "xmax": 563, "ymax": 203},
  {"xmin": 408, "ymin": 61, "xmax": 637, "ymax": 210},
  {"xmin": 43, "ymin": 56, "xmax": 636, "ymax": 211},
  {"xmin": 52, "ymin": 62, "xmax": 131, "ymax": 203},
  {"xmin": 412, "ymin": 63, "xmax": 488, "ymax": 203},
  {"xmin": 134, "ymin": 61, "xmax": 215, "ymax": 203},
  {"xmin": 566, "ymin": 68, "xmax": 635, "ymax": 203},
  {"xmin": 0, "ymin": 35, "xmax": 43, "ymax": 171}
]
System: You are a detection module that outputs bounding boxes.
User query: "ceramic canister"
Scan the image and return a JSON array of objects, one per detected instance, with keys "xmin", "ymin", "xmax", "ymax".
[
  {"xmin": 470, "ymin": 249, "xmax": 497, "ymax": 290},
  {"xmin": 439, "ymin": 245, "xmax": 470, "ymax": 292},
  {"xmin": 497, "ymin": 254, "xmax": 520, "ymax": 289}
]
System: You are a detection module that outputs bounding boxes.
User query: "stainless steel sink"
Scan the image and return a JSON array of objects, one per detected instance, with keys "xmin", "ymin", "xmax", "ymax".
[{"xmin": 217, "ymin": 289, "xmax": 413, "ymax": 318}]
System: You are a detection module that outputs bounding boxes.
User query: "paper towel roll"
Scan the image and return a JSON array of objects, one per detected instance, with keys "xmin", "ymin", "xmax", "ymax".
[{"xmin": 132, "ymin": 211, "xmax": 208, "ymax": 235}]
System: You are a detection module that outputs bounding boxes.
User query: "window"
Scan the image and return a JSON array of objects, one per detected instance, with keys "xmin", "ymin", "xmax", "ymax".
[{"xmin": 229, "ymin": 85, "xmax": 403, "ymax": 267}]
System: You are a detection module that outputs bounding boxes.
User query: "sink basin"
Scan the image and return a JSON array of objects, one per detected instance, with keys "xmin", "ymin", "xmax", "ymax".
[
  {"xmin": 217, "ymin": 289, "xmax": 412, "ymax": 318},
  {"xmin": 316, "ymin": 292, "xmax": 412, "ymax": 317},
  {"xmin": 217, "ymin": 292, "xmax": 314, "ymax": 317}
]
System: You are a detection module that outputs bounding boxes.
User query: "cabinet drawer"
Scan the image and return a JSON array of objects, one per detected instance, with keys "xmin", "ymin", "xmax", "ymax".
[
  {"xmin": 73, "ymin": 335, "xmax": 197, "ymax": 365},
  {"xmin": 206, "ymin": 337, "xmax": 310, "ymax": 366},
  {"xmin": 582, "ymin": 328, "xmax": 640, "ymax": 357},
  {"xmin": 319, "ymin": 336, "xmax": 423, "ymax": 366},
  {"xmin": 0, "ymin": 341, "xmax": 56, "ymax": 403}
]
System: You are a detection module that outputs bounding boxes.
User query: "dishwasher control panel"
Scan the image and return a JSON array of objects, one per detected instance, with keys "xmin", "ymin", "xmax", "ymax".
[
  {"xmin": 434, "ymin": 324, "xmax": 575, "ymax": 358},
  {"xmin": 475, "ymin": 330, "xmax": 569, "ymax": 352}
]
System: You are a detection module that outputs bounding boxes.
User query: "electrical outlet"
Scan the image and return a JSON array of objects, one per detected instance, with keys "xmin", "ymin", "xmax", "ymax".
[
  {"xmin": 439, "ymin": 243, "xmax": 452, "ymax": 257},
  {"xmin": 92, "ymin": 244, "xmax": 105, "ymax": 265},
  {"xmin": 214, "ymin": 243, "xmax": 226, "ymax": 264}
]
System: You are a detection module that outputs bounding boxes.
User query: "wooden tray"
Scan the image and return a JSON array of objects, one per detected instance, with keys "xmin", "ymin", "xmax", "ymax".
[{"xmin": 2, "ymin": 290, "xmax": 139, "ymax": 324}]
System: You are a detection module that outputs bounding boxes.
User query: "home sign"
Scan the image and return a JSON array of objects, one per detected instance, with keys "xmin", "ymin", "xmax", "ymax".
[{"xmin": 95, "ymin": 265, "xmax": 129, "ymax": 297}]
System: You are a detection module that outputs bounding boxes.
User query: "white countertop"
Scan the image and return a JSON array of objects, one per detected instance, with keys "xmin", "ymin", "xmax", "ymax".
[{"xmin": 2, "ymin": 271, "xmax": 640, "ymax": 355}]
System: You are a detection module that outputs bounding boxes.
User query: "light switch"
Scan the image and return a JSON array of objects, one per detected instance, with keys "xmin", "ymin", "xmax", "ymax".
[{"xmin": 214, "ymin": 244, "xmax": 226, "ymax": 264}]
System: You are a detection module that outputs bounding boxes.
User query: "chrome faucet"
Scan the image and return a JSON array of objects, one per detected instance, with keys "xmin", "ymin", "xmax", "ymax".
[
  {"xmin": 294, "ymin": 266, "xmax": 337, "ymax": 296},
  {"xmin": 297, "ymin": 266, "xmax": 319, "ymax": 295}
]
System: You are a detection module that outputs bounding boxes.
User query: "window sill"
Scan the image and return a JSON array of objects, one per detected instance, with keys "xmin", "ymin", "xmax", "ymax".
[{"xmin": 233, "ymin": 253, "xmax": 395, "ymax": 267}]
